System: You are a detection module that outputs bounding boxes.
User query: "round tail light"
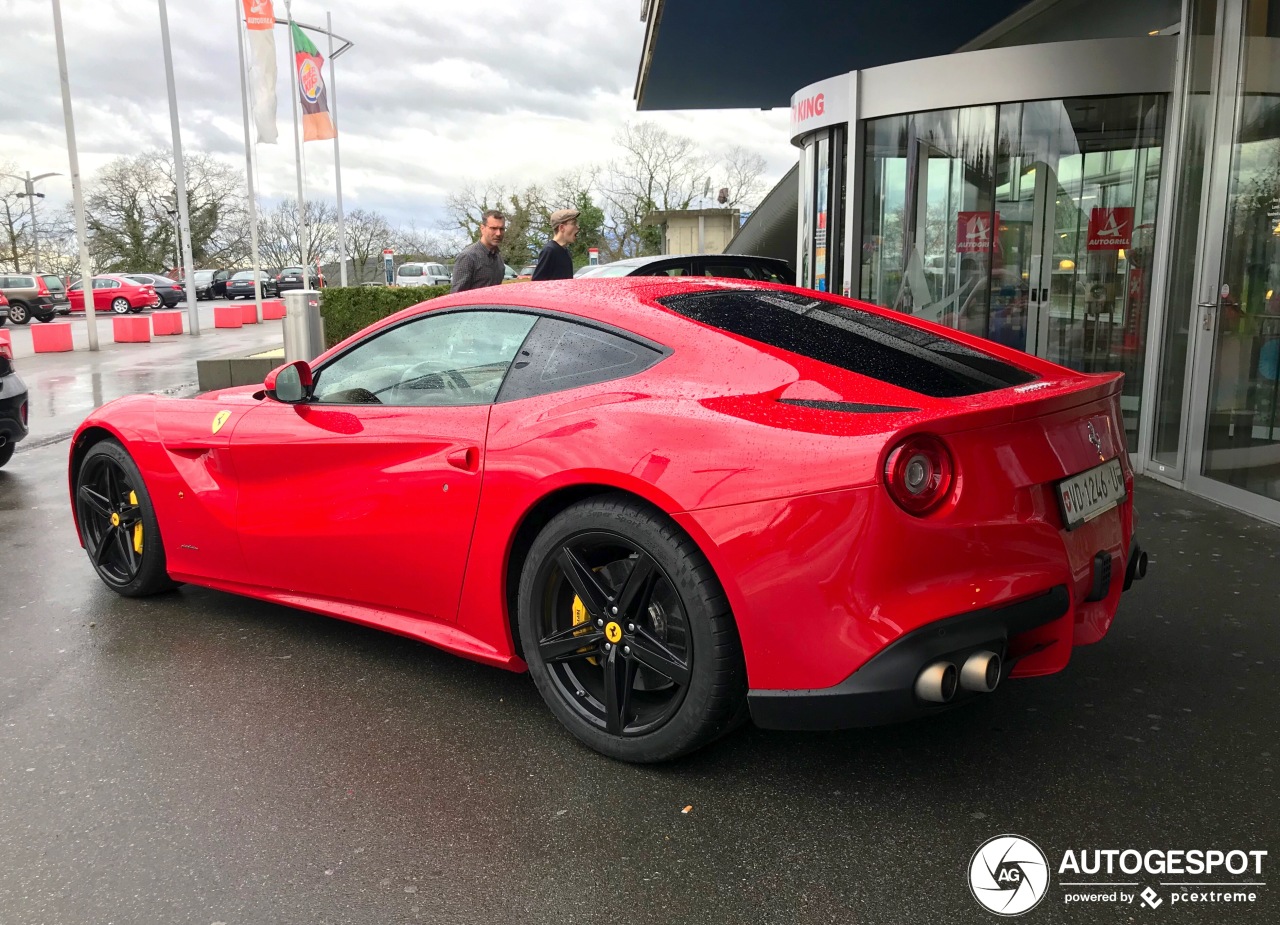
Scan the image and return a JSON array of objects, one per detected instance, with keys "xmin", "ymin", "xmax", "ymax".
[{"xmin": 884, "ymin": 434, "xmax": 955, "ymax": 515}]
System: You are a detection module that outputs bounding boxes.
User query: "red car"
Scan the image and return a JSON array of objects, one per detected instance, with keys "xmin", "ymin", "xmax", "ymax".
[
  {"xmin": 68, "ymin": 275, "xmax": 160, "ymax": 314},
  {"xmin": 66, "ymin": 279, "xmax": 1145, "ymax": 762}
]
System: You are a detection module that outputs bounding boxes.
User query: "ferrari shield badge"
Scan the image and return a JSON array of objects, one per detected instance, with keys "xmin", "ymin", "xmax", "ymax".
[{"xmin": 212, "ymin": 410, "xmax": 232, "ymax": 434}]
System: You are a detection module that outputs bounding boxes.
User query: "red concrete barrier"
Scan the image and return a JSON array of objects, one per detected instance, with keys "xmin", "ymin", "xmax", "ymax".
[
  {"xmin": 214, "ymin": 305, "xmax": 243, "ymax": 329},
  {"xmin": 152, "ymin": 311, "xmax": 184, "ymax": 335},
  {"xmin": 112, "ymin": 316, "xmax": 151, "ymax": 343},
  {"xmin": 31, "ymin": 322, "xmax": 74, "ymax": 353},
  {"xmin": 260, "ymin": 299, "xmax": 286, "ymax": 320},
  {"xmin": 241, "ymin": 303, "xmax": 260, "ymax": 324},
  {"xmin": 0, "ymin": 329, "xmax": 11, "ymax": 350}
]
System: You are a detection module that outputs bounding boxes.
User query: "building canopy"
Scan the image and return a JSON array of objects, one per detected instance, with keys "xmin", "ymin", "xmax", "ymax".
[{"xmin": 635, "ymin": 0, "xmax": 1032, "ymax": 110}]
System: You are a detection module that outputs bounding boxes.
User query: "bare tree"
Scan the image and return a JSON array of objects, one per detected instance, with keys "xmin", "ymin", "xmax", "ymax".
[
  {"xmin": 343, "ymin": 207, "xmax": 393, "ymax": 283},
  {"xmin": 82, "ymin": 150, "xmax": 248, "ymax": 272},
  {"xmin": 392, "ymin": 221, "xmax": 464, "ymax": 263},
  {"xmin": 0, "ymin": 163, "xmax": 34, "ymax": 272},
  {"xmin": 257, "ymin": 199, "xmax": 338, "ymax": 270},
  {"xmin": 716, "ymin": 145, "xmax": 769, "ymax": 210},
  {"xmin": 599, "ymin": 122, "xmax": 711, "ymax": 260},
  {"xmin": 444, "ymin": 180, "xmax": 549, "ymax": 268}
]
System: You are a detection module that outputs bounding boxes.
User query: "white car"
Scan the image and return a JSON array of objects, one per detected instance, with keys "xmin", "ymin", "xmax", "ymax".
[{"xmin": 395, "ymin": 262, "xmax": 450, "ymax": 287}]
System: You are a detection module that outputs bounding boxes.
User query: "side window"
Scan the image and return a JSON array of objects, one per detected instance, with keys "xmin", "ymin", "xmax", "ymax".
[
  {"xmin": 497, "ymin": 316, "xmax": 665, "ymax": 402},
  {"xmin": 703, "ymin": 263, "xmax": 757, "ymax": 280},
  {"xmin": 312, "ymin": 310, "xmax": 537, "ymax": 407},
  {"xmin": 639, "ymin": 261, "xmax": 689, "ymax": 277},
  {"xmin": 68, "ymin": 281, "xmax": 82, "ymax": 291}
]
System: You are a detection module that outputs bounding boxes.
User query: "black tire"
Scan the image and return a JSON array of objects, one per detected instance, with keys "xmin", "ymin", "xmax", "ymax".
[
  {"xmin": 0, "ymin": 440, "xmax": 14, "ymax": 468},
  {"xmin": 74, "ymin": 439, "xmax": 178, "ymax": 597},
  {"xmin": 8, "ymin": 301, "xmax": 30, "ymax": 324},
  {"xmin": 35, "ymin": 314, "xmax": 55, "ymax": 323},
  {"xmin": 518, "ymin": 495, "xmax": 747, "ymax": 762}
]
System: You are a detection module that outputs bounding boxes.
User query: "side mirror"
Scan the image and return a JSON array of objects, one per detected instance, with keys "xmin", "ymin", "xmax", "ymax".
[{"xmin": 265, "ymin": 360, "xmax": 314, "ymax": 403}]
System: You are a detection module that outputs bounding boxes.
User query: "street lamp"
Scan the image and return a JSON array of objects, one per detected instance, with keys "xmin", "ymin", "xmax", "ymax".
[
  {"xmin": 3, "ymin": 171, "xmax": 60, "ymax": 273},
  {"xmin": 5, "ymin": 172, "xmax": 59, "ymax": 272}
]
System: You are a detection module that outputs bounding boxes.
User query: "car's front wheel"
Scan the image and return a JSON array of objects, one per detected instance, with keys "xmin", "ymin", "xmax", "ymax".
[
  {"xmin": 74, "ymin": 439, "xmax": 178, "ymax": 597},
  {"xmin": 518, "ymin": 495, "xmax": 747, "ymax": 762}
]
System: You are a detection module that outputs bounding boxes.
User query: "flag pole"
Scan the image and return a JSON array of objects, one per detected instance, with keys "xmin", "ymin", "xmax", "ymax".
[
  {"xmin": 235, "ymin": 0, "xmax": 264, "ymax": 321},
  {"xmin": 51, "ymin": 0, "xmax": 98, "ymax": 351},
  {"xmin": 158, "ymin": 0, "xmax": 200, "ymax": 334},
  {"xmin": 328, "ymin": 10, "xmax": 347, "ymax": 288},
  {"xmin": 285, "ymin": 0, "xmax": 310, "ymax": 277}
]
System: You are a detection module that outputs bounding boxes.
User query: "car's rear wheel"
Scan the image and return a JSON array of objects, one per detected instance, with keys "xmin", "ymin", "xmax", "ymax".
[
  {"xmin": 35, "ymin": 314, "xmax": 54, "ymax": 323},
  {"xmin": 518, "ymin": 495, "xmax": 746, "ymax": 762},
  {"xmin": 75, "ymin": 439, "xmax": 178, "ymax": 597},
  {"xmin": 110, "ymin": 298, "xmax": 130, "ymax": 314},
  {"xmin": 8, "ymin": 301, "xmax": 30, "ymax": 324},
  {"xmin": 0, "ymin": 440, "xmax": 14, "ymax": 468}
]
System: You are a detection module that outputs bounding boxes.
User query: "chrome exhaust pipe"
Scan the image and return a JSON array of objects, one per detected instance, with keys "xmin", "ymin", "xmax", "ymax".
[
  {"xmin": 960, "ymin": 651, "xmax": 1002, "ymax": 693},
  {"xmin": 915, "ymin": 661, "xmax": 958, "ymax": 703}
]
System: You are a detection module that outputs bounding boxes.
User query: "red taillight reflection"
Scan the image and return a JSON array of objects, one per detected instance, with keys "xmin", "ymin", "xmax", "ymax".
[
  {"xmin": 20, "ymin": 400, "xmax": 28, "ymax": 426},
  {"xmin": 884, "ymin": 434, "xmax": 955, "ymax": 516},
  {"xmin": 0, "ymin": 343, "xmax": 13, "ymax": 361}
]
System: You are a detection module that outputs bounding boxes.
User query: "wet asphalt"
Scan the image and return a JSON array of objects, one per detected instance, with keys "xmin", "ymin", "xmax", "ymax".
[{"xmin": 0, "ymin": 312, "xmax": 1276, "ymax": 924}]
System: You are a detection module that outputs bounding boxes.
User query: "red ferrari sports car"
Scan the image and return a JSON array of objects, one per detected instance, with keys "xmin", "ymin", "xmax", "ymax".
[{"xmin": 68, "ymin": 279, "xmax": 1146, "ymax": 762}]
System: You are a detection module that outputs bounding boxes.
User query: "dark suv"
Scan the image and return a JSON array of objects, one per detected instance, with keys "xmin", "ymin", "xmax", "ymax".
[
  {"xmin": 192, "ymin": 269, "xmax": 232, "ymax": 300},
  {"xmin": 0, "ymin": 273, "xmax": 71, "ymax": 324},
  {"xmin": 0, "ymin": 335, "xmax": 29, "ymax": 468}
]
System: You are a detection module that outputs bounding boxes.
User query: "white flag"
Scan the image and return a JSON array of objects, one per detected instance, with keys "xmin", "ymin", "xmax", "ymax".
[{"xmin": 241, "ymin": 0, "xmax": 278, "ymax": 144}]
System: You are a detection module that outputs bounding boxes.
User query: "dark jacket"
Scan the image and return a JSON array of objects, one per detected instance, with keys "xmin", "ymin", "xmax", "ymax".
[
  {"xmin": 531, "ymin": 240, "xmax": 574, "ymax": 281},
  {"xmin": 450, "ymin": 241, "xmax": 506, "ymax": 292}
]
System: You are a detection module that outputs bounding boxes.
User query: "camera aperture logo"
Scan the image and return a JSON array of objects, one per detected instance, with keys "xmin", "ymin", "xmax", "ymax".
[{"xmin": 969, "ymin": 835, "xmax": 1050, "ymax": 916}]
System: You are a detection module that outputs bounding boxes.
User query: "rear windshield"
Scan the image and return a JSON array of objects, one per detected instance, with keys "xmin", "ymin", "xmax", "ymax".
[
  {"xmin": 398, "ymin": 265, "xmax": 422, "ymax": 277},
  {"xmin": 41, "ymin": 275, "xmax": 66, "ymax": 292},
  {"xmin": 656, "ymin": 289, "xmax": 1037, "ymax": 397}
]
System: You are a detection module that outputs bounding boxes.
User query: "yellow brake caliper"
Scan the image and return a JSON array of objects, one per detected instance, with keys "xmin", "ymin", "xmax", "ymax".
[
  {"xmin": 128, "ymin": 490, "xmax": 143, "ymax": 554},
  {"xmin": 571, "ymin": 574, "xmax": 603, "ymax": 666}
]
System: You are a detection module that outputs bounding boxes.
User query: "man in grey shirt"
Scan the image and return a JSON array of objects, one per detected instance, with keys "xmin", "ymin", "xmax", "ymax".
[{"xmin": 450, "ymin": 210, "xmax": 507, "ymax": 292}]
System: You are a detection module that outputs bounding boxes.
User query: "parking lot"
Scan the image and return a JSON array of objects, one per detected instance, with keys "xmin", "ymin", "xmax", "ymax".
[{"xmin": 0, "ymin": 319, "xmax": 1276, "ymax": 923}]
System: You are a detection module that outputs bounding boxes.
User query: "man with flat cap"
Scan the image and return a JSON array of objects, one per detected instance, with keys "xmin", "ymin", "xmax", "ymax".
[{"xmin": 531, "ymin": 208, "xmax": 580, "ymax": 281}]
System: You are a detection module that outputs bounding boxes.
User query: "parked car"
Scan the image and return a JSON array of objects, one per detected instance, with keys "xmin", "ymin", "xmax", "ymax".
[
  {"xmin": 0, "ymin": 332, "xmax": 29, "ymax": 468},
  {"xmin": 276, "ymin": 266, "xmax": 323, "ymax": 291},
  {"xmin": 395, "ymin": 262, "xmax": 451, "ymax": 287},
  {"xmin": 0, "ymin": 272, "xmax": 71, "ymax": 324},
  {"xmin": 225, "ymin": 270, "xmax": 279, "ymax": 300},
  {"xmin": 578, "ymin": 253, "xmax": 795, "ymax": 284},
  {"xmin": 574, "ymin": 263, "xmax": 609, "ymax": 279},
  {"xmin": 69, "ymin": 277, "xmax": 1143, "ymax": 763},
  {"xmin": 192, "ymin": 269, "xmax": 232, "ymax": 300},
  {"xmin": 42, "ymin": 274, "xmax": 72, "ymax": 314},
  {"xmin": 126, "ymin": 274, "xmax": 185, "ymax": 308},
  {"xmin": 67, "ymin": 275, "xmax": 160, "ymax": 314},
  {"xmin": 518, "ymin": 264, "xmax": 536, "ymax": 279}
]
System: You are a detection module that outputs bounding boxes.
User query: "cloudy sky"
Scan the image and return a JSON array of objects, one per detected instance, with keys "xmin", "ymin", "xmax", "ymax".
[{"xmin": 0, "ymin": 0, "xmax": 797, "ymax": 230}]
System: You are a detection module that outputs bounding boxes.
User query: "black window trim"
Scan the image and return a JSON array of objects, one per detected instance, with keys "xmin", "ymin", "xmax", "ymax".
[{"xmin": 307, "ymin": 305, "xmax": 669, "ymax": 409}]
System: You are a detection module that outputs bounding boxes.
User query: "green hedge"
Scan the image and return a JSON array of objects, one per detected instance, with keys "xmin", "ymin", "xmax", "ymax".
[{"xmin": 318, "ymin": 285, "xmax": 449, "ymax": 348}]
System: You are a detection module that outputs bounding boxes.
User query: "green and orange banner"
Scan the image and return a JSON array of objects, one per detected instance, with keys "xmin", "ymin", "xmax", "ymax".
[{"xmin": 291, "ymin": 21, "xmax": 336, "ymax": 142}]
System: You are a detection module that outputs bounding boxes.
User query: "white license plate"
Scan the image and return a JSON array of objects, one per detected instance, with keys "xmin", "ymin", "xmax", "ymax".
[{"xmin": 1057, "ymin": 458, "xmax": 1126, "ymax": 530}]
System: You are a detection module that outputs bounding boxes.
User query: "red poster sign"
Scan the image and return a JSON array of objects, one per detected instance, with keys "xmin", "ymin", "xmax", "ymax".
[
  {"xmin": 956, "ymin": 211, "xmax": 998, "ymax": 253},
  {"xmin": 1087, "ymin": 207, "xmax": 1134, "ymax": 250}
]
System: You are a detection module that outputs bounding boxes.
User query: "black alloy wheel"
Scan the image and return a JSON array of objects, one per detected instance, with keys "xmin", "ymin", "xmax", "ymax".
[
  {"xmin": 519, "ymin": 496, "xmax": 746, "ymax": 762},
  {"xmin": 75, "ymin": 439, "xmax": 177, "ymax": 596}
]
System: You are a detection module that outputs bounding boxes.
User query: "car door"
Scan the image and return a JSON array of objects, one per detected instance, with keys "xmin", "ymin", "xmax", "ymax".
[{"xmin": 229, "ymin": 308, "xmax": 539, "ymax": 621}]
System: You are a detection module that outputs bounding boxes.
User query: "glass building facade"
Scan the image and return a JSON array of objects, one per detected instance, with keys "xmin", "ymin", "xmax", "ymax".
[{"xmin": 791, "ymin": 0, "xmax": 1280, "ymax": 524}]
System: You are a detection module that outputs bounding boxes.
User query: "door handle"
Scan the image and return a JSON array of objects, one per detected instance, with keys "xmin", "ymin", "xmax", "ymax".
[
  {"xmin": 1040, "ymin": 288, "xmax": 1049, "ymax": 303},
  {"xmin": 1198, "ymin": 301, "xmax": 1217, "ymax": 331},
  {"xmin": 447, "ymin": 446, "xmax": 480, "ymax": 472}
]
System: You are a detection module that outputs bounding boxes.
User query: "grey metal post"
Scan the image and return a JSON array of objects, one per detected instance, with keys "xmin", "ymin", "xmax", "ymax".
[
  {"xmin": 51, "ymin": 0, "xmax": 98, "ymax": 350},
  {"xmin": 285, "ymin": 1, "xmax": 310, "ymax": 279},
  {"xmin": 157, "ymin": 0, "xmax": 200, "ymax": 334},
  {"xmin": 328, "ymin": 10, "xmax": 348, "ymax": 288},
  {"xmin": 235, "ymin": 0, "xmax": 264, "ymax": 322}
]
